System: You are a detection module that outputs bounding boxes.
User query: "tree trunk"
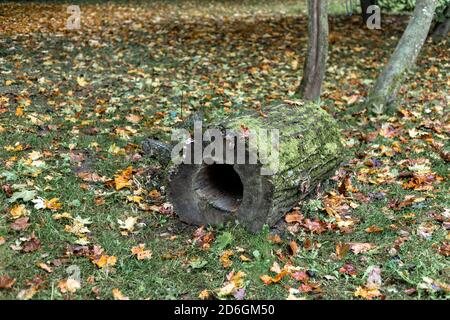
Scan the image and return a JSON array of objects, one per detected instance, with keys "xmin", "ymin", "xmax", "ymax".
[
  {"xmin": 431, "ymin": 4, "xmax": 450, "ymax": 43},
  {"xmin": 298, "ymin": 0, "xmax": 329, "ymax": 101},
  {"xmin": 167, "ymin": 102, "xmax": 343, "ymax": 233},
  {"xmin": 364, "ymin": 0, "xmax": 438, "ymax": 112},
  {"xmin": 360, "ymin": 0, "xmax": 378, "ymax": 25}
]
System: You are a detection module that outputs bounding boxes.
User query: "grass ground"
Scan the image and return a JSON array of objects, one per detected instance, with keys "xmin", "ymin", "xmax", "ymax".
[{"xmin": 0, "ymin": 1, "xmax": 448, "ymax": 300}]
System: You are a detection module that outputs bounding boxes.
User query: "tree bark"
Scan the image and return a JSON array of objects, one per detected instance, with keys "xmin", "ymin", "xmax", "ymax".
[
  {"xmin": 298, "ymin": 0, "xmax": 329, "ymax": 101},
  {"xmin": 360, "ymin": 0, "xmax": 378, "ymax": 25},
  {"xmin": 431, "ymin": 4, "xmax": 450, "ymax": 43},
  {"xmin": 364, "ymin": 0, "xmax": 438, "ymax": 112},
  {"xmin": 167, "ymin": 102, "xmax": 343, "ymax": 233}
]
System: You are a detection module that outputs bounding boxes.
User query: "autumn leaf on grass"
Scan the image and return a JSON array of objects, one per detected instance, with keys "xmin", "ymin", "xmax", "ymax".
[
  {"xmin": 437, "ymin": 242, "xmax": 450, "ymax": 257},
  {"xmin": 45, "ymin": 198, "xmax": 62, "ymax": 211},
  {"xmin": 270, "ymin": 261, "xmax": 282, "ymax": 274},
  {"xmin": 76, "ymin": 76, "xmax": 88, "ymax": 87},
  {"xmin": 37, "ymin": 262, "xmax": 53, "ymax": 273},
  {"xmin": 77, "ymin": 171, "xmax": 102, "ymax": 182},
  {"xmin": 125, "ymin": 114, "xmax": 142, "ymax": 124},
  {"xmin": 0, "ymin": 275, "xmax": 16, "ymax": 289},
  {"xmin": 9, "ymin": 189, "xmax": 36, "ymax": 204},
  {"xmin": 17, "ymin": 286, "xmax": 38, "ymax": 300},
  {"xmin": 268, "ymin": 234, "xmax": 282, "ymax": 244},
  {"xmin": 112, "ymin": 288, "xmax": 129, "ymax": 300},
  {"xmin": 93, "ymin": 255, "xmax": 117, "ymax": 269},
  {"xmin": 338, "ymin": 174, "xmax": 357, "ymax": 195},
  {"xmin": 0, "ymin": 236, "xmax": 5, "ymax": 245},
  {"xmin": 10, "ymin": 216, "xmax": 30, "ymax": 231},
  {"xmin": 335, "ymin": 242, "xmax": 350, "ymax": 260},
  {"xmin": 292, "ymin": 270, "xmax": 310, "ymax": 282},
  {"xmin": 192, "ymin": 226, "xmax": 215, "ymax": 250},
  {"xmin": 288, "ymin": 240, "xmax": 299, "ymax": 255},
  {"xmin": 126, "ymin": 195, "xmax": 143, "ymax": 204},
  {"xmin": 349, "ymin": 242, "xmax": 376, "ymax": 254},
  {"xmin": 285, "ymin": 210, "xmax": 303, "ymax": 223},
  {"xmin": 4, "ymin": 143, "xmax": 24, "ymax": 152},
  {"xmin": 259, "ymin": 271, "xmax": 288, "ymax": 285},
  {"xmin": 65, "ymin": 216, "xmax": 92, "ymax": 244},
  {"xmin": 354, "ymin": 286, "xmax": 382, "ymax": 300},
  {"xmin": 339, "ymin": 264, "xmax": 357, "ymax": 276},
  {"xmin": 198, "ymin": 290, "xmax": 210, "ymax": 300},
  {"xmin": 52, "ymin": 212, "xmax": 72, "ymax": 220},
  {"xmin": 366, "ymin": 266, "xmax": 382, "ymax": 289},
  {"xmin": 417, "ymin": 277, "xmax": 450, "ymax": 294},
  {"xmin": 218, "ymin": 271, "xmax": 246, "ymax": 298},
  {"xmin": 220, "ymin": 249, "xmax": 234, "ymax": 268},
  {"xmin": 118, "ymin": 216, "xmax": 138, "ymax": 236},
  {"xmin": 114, "ymin": 166, "xmax": 133, "ymax": 190},
  {"xmin": 58, "ymin": 278, "xmax": 81, "ymax": 293},
  {"xmin": 10, "ymin": 204, "xmax": 29, "ymax": 219},
  {"xmin": 148, "ymin": 189, "xmax": 161, "ymax": 199},
  {"xmin": 131, "ymin": 244, "xmax": 152, "ymax": 260},
  {"xmin": 365, "ymin": 226, "xmax": 383, "ymax": 233},
  {"xmin": 22, "ymin": 233, "xmax": 41, "ymax": 253},
  {"xmin": 260, "ymin": 264, "xmax": 289, "ymax": 285},
  {"xmin": 354, "ymin": 266, "xmax": 383, "ymax": 300},
  {"xmin": 302, "ymin": 219, "xmax": 327, "ymax": 234}
]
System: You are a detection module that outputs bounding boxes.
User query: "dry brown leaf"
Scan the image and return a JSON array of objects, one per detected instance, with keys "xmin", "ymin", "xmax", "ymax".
[
  {"xmin": 349, "ymin": 242, "xmax": 376, "ymax": 254},
  {"xmin": 285, "ymin": 211, "xmax": 303, "ymax": 224},
  {"xmin": 10, "ymin": 216, "xmax": 30, "ymax": 231},
  {"xmin": 37, "ymin": 262, "xmax": 53, "ymax": 273},
  {"xmin": 0, "ymin": 275, "xmax": 16, "ymax": 289},
  {"xmin": 289, "ymin": 240, "xmax": 299, "ymax": 255},
  {"xmin": 220, "ymin": 249, "xmax": 234, "ymax": 268},
  {"xmin": 58, "ymin": 278, "xmax": 80, "ymax": 293},
  {"xmin": 112, "ymin": 288, "xmax": 129, "ymax": 300},
  {"xmin": 131, "ymin": 244, "xmax": 152, "ymax": 260},
  {"xmin": 365, "ymin": 226, "xmax": 384, "ymax": 233},
  {"xmin": 335, "ymin": 242, "xmax": 350, "ymax": 260}
]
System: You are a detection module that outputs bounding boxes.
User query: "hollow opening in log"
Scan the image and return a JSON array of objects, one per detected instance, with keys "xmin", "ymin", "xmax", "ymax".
[{"xmin": 193, "ymin": 164, "xmax": 243, "ymax": 212}]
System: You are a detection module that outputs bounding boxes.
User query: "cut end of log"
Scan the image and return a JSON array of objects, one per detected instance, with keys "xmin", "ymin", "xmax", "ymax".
[{"xmin": 193, "ymin": 163, "xmax": 243, "ymax": 213}]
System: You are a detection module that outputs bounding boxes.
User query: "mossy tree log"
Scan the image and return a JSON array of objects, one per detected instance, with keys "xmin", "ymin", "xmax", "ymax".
[
  {"xmin": 364, "ymin": 0, "xmax": 438, "ymax": 112},
  {"xmin": 298, "ymin": 0, "xmax": 329, "ymax": 101},
  {"xmin": 167, "ymin": 103, "xmax": 343, "ymax": 233}
]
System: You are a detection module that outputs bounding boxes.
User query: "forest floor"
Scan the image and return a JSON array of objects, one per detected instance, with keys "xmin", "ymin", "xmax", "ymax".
[{"xmin": 0, "ymin": 1, "xmax": 448, "ymax": 300}]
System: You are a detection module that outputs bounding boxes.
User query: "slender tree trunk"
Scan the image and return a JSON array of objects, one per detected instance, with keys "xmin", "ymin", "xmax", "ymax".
[
  {"xmin": 431, "ymin": 4, "xmax": 450, "ymax": 43},
  {"xmin": 298, "ymin": 0, "xmax": 329, "ymax": 101},
  {"xmin": 360, "ymin": 0, "xmax": 378, "ymax": 25},
  {"xmin": 364, "ymin": 0, "xmax": 438, "ymax": 112}
]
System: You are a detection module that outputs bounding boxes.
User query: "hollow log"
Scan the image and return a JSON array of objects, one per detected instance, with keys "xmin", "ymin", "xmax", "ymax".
[{"xmin": 167, "ymin": 102, "xmax": 343, "ymax": 233}]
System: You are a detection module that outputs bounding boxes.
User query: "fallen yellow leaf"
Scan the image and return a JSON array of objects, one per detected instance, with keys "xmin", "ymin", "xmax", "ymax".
[
  {"xmin": 93, "ymin": 255, "xmax": 117, "ymax": 269},
  {"xmin": 131, "ymin": 244, "xmax": 152, "ymax": 260},
  {"xmin": 114, "ymin": 166, "xmax": 133, "ymax": 190},
  {"xmin": 112, "ymin": 288, "xmax": 129, "ymax": 300},
  {"xmin": 58, "ymin": 278, "xmax": 81, "ymax": 293},
  {"xmin": 10, "ymin": 204, "xmax": 29, "ymax": 219}
]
